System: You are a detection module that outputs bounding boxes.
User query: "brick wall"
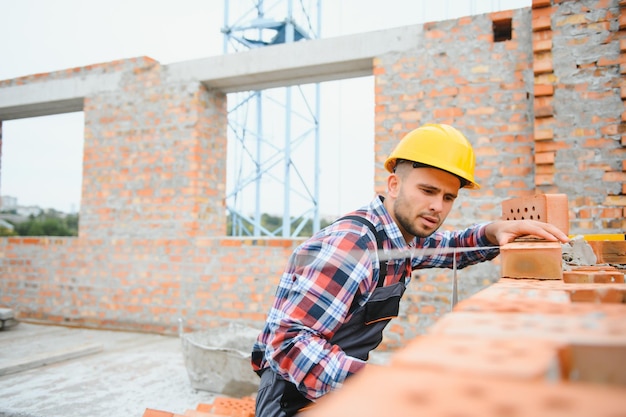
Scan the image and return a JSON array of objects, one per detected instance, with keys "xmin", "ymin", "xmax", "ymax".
[
  {"xmin": 1, "ymin": 1, "xmax": 624, "ymax": 346},
  {"xmin": 80, "ymin": 59, "xmax": 228, "ymax": 239},
  {"xmin": 0, "ymin": 236, "xmax": 300, "ymax": 332},
  {"xmin": 531, "ymin": 0, "xmax": 626, "ymax": 232}
]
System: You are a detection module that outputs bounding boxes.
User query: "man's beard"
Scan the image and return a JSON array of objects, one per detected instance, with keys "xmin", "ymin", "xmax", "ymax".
[{"xmin": 393, "ymin": 196, "xmax": 441, "ymax": 239}]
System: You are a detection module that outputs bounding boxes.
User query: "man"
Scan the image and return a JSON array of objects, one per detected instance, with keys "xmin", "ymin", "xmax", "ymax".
[{"xmin": 251, "ymin": 123, "xmax": 569, "ymax": 417}]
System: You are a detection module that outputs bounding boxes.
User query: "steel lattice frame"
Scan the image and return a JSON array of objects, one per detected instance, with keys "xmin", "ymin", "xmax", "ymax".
[{"xmin": 222, "ymin": 0, "xmax": 322, "ymax": 237}]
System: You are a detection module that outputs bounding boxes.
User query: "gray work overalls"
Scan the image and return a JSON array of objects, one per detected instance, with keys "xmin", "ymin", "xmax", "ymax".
[{"xmin": 255, "ymin": 216, "xmax": 409, "ymax": 417}]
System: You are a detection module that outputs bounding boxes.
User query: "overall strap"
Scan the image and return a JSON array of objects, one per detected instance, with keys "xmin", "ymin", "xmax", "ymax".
[{"xmin": 337, "ymin": 215, "xmax": 388, "ymax": 286}]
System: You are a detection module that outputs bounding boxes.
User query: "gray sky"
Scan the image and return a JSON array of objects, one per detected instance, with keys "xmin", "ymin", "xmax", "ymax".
[{"xmin": 0, "ymin": 0, "xmax": 530, "ymax": 216}]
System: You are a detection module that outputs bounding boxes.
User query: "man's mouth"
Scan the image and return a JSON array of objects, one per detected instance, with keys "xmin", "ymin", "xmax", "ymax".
[{"xmin": 420, "ymin": 215, "xmax": 439, "ymax": 228}]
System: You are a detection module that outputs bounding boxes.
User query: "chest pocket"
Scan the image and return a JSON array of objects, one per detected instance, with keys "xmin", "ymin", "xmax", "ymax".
[{"xmin": 363, "ymin": 280, "xmax": 405, "ymax": 325}]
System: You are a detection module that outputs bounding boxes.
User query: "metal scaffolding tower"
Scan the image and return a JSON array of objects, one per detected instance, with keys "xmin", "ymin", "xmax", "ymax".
[{"xmin": 222, "ymin": 0, "xmax": 321, "ymax": 237}]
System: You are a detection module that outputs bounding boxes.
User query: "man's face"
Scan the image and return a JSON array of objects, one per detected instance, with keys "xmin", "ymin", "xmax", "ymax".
[{"xmin": 389, "ymin": 166, "xmax": 461, "ymax": 240}]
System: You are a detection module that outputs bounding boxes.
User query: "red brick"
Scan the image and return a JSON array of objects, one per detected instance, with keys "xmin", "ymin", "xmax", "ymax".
[
  {"xmin": 433, "ymin": 107, "xmax": 463, "ymax": 118},
  {"xmin": 425, "ymin": 29, "xmax": 446, "ymax": 39},
  {"xmin": 532, "ymin": 0, "xmax": 552, "ymax": 8},
  {"xmin": 534, "ymin": 83, "xmax": 554, "ymax": 96},
  {"xmin": 586, "ymin": 241, "xmax": 626, "ymax": 264},
  {"xmin": 534, "ymin": 173, "xmax": 553, "ymax": 185},
  {"xmin": 536, "ymin": 164, "xmax": 556, "ymax": 175},
  {"xmin": 490, "ymin": 10, "xmax": 513, "ymax": 22},
  {"xmin": 533, "ymin": 38, "xmax": 553, "ymax": 52},
  {"xmin": 533, "ymin": 56, "xmax": 554, "ymax": 74},
  {"xmin": 603, "ymin": 195, "xmax": 626, "ymax": 206},
  {"xmin": 534, "ymin": 95, "xmax": 554, "ymax": 116},
  {"xmin": 555, "ymin": 13, "xmax": 588, "ymax": 27},
  {"xmin": 183, "ymin": 410, "xmax": 217, "ymax": 417},
  {"xmin": 21, "ymin": 238, "xmax": 44, "ymax": 245},
  {"xmin": 563, "ymin": 270, "xmax": 625, "ymax": 284},
  {"xmin": 501, "ymin": 193, "xmax": 569, "ymax": 235},
  {"xmin": 209, "ymin": 397, "xmax": 255, "ymax": 417},
  {"xmin": 532, "ymin": 15, "xmax": 552, "ymax": 31},
  {"xmin": 143, "ymin": 409, "xmax": 174, "ymax": 417},
  {"xmin": 500, "ymin": 241, "xmax": 563, "ymax": 280},
  {"xmin": 602, "ymin": 171, "xmax": 626, "ymax": 182},
  {"xmin": 598, "ymin": 56, "xmax": 621, "ymax": 66},
  {"xmin": 568, "ymin": 288, "xmax": 625, "ymax": 303},
  {"xmin": 535, "ymin": 151, "xmax": 555, "ymax": 164},
  {"xmin": 535, "ymin": 139, "xmax": 569, "ymax": 152},
  {"xmin": 533, "ymin": 30, "xmax": 553, "ymax": 42},
  {"xmin": 564, "ymin": 345, "xmax": 626, "ymax": 385}
]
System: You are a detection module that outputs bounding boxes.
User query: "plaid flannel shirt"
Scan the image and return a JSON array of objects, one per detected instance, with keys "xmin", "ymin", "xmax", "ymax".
[{"xmin": 251, "ymin": 195, "xmax": 498, "ymax": 400}]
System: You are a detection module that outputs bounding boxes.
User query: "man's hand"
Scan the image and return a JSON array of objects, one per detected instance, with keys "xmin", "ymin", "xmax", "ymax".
[{"xmin": 484, "ymin": 220, "xmax": 570, "ymax": 246}]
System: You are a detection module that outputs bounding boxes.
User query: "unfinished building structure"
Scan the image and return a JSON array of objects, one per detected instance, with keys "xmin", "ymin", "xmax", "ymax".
[{"xmin": 0, "ymin": 0, "xmax": 624, "ymax": 348}]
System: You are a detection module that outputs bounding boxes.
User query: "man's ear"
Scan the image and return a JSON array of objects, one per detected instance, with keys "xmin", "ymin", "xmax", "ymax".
[{"xmin": 387, "ymin": 173, "xmax": 400, "ymax": 198}]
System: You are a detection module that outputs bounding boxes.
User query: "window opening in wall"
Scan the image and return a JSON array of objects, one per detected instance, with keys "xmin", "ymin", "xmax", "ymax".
[
  {"xmin": 225, "ymin": 76, "xmax": 375, "ymax": 237},
  {"xmin": 493, "ymin": 18, "xmax": 512, "ymax": 42},
  {"xmin": 0, "ymin": 112, "xmax": 84, "ymax": 237}
]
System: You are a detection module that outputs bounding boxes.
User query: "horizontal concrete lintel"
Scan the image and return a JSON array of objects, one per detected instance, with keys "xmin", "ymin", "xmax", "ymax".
[
  {"xmin": 0, "ymin": 98, "xmax": 84, "ymax": 120},
  {"xmin": 0, "ymin": 73, "xmax": 122, "ymax": 120},
  {"xmin": 168, "ymin": 25, "xmax": 423, "ymax": 92},
  {"xmin": 202, "ymin": 60, "xmax": 374, "ymax": 92}
]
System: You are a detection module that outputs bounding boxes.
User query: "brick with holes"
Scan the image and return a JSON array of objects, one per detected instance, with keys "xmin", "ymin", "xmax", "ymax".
[{"xmin": 501, "ymin": 193, "xmax": 569, "ymax": 235}]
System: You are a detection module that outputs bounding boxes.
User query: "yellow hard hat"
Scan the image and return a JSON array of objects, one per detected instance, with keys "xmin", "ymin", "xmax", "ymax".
[{"xmin": 384, "ymin": 123, "xmax": 479, "ymax": 189}]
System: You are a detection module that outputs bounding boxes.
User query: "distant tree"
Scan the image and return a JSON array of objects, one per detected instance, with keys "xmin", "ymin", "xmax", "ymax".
[
  {"xmin": 65, "ymin": 214, "xmax": 79, "ymax": 233},
  {"xmin": 0, "ymin": 226, "xmax": 17, "ymax": 237},
  {"xmin": 11, "ymin": 212, "xmax": 79, "ymax": 237}
]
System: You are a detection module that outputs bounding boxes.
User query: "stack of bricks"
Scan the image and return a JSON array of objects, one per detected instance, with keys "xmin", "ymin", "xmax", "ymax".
[
  {"xmin": 500, "ymin": 193, "xmax": 569, "ymax": 280},
  {"xmin": 531, "ymin": 0, "xmax": 557, "ymax": 187},
  {"xmin": 142, "ymin": 396, "xmax": 255, "ymax": 417},
  {"xmin": 302, "ymin": 193, "xmax": 626, "ymax": 416}
]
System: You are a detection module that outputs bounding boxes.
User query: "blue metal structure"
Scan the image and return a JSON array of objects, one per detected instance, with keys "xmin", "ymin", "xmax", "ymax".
[{"xmin": 222, "ymin": 0, "xmax": 322, "ymax": 237}]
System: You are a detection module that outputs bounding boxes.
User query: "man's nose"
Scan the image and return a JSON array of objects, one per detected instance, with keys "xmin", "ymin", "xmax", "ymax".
[{"xmin": 428, "ymin": 195, "xmax": 443, "ymax": 212}]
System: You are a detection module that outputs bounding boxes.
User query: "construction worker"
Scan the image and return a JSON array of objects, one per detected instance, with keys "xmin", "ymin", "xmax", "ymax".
[{"xmin": 251, "ymin": 123, "xmax": 569, "ymax": 417}]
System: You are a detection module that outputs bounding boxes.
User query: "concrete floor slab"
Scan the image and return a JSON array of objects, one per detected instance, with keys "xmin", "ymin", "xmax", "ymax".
[{"xmin": 0, "ymin": 322, "xmax": 220, "ymax": 417}]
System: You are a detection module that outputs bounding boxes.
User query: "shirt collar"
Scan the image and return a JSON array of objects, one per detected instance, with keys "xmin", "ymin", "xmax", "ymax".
[{"xmin": 368, "ymin": 195, "xmax": 413, "ymax": 250}]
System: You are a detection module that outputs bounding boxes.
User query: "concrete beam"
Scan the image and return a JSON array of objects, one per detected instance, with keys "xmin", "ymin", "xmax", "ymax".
[
  {"xmin": 0, "ymin": 73, "xmax": 122, "ymax": 120},
  {"xmin": 167, "ymin": 25, "xmax": 423, "ymax": 92},
  {"xmin": 0, "ymin": 25, "xmax": 423, "ymax": 120}
]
